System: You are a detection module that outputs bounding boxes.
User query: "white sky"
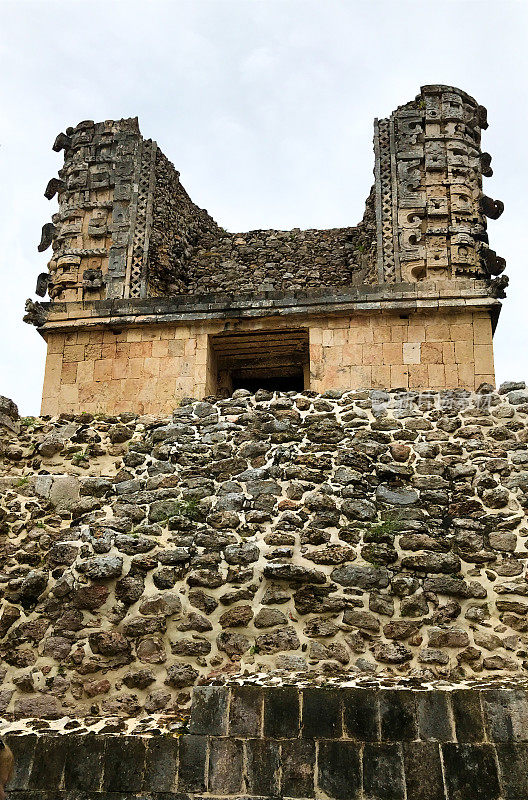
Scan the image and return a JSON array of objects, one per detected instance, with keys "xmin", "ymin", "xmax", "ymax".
[{"xmin": 0, "ymin": 0, "xmax": 527, "ymax": 414}]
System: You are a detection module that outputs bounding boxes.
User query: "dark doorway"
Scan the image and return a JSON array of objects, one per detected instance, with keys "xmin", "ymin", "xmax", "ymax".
[
  {"xmin": 231, "ymin": 369, "xmax": 305, "ymax": 394},
  {"xmin": 209, "ymin": 328, "xmax": 309, "ymax": 395}
]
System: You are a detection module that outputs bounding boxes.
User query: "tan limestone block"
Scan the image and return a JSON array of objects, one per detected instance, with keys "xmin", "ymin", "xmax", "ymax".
[
  {"xmin": 444, "ymin": 364, "xmax": 459, "ymax": 387},
  {"xmin": 41, "ymin": 396, "xmax": 59, "ymax": 416},
  {"xmin": 427, "ymin": 364, "xmax": 446, "ymax": 388},
  {"xmin": 180, "ymin": 358, "xmax": 193, "ymax": 377},
  {"xmin": 110, "ymin": 359, "xmax": 127, "ymax": 380},
  {"xmin": 408, "ymin": 365, "xmax": 428, "ymax": 388},
  {"xmin": 126, "ymin": 329, "xmax": 143, "ymax": 342},
  {"xmin": 77, "ymin": 360, "xmax": 94, "ymax": 383},
  {"xmin": 406, "ymin": 325, "xmax": 426, "ymax": 343},
  {"xmin": 309, "ymin": 328, "xmax": 323, "ymax": 345},
  {"xmin": 319, "ymin": 366, "xmax": 339, "ymax": 389},
  {"xmin": 362, "ymin": 344, "xmax": 383, "ymax": 366},
  {"xmin": 64, "ymin": 332, "xmax": 78, "ymax": 345},
  {"xmin": 324, "ymin": 346, "xmax": 343, "ymax": 367},
  {"xmin": 425, "ymin": 322, "xmax": 450, "ymax": 341},
  {"xmin": 44, "ymin": 352, "xmax": 63, "ymax": 374},
  {"xmin": 140, "ymin": 328, "xmax": 162, "ymax": 341},
  {"xmin": 184, "ymin": 338, "xmax": 196, "ymax": 357},
  {"xmin": 382, "ymin": 342, "xmax": 403, "ymax": 364},
  {"xmin": 61, "ymin": 362, "xmax": 78, "ymax": 385},
  {"xmin": 143, "ymin": 358, "xmax": 161, "ymax": 378},
  {"xmin": 332, "ymin": 328, "xmax": 348, "ymax": 345},
  {"xmin": 47, "ymin": 333, "xmax": 66, "ymax": 354},
  {"xmin": 167, "ymin": 339, "xmax": 185, "ymax": 358},
  {"xmin": 351, "ymin": 325, "xmax": 374, "ymax": 344},
  {"xmin": 377, "ymin": 329, "xmax": 396, "ymax": 350},
  {"xmin": 475, "ymin": 374, "xmax": 495, "ymax": 388},
  {"xmin": 458, "ymin": 362, "xmax": 476, "ymax": 389},
  {"xmin": 390, "ymin": 365, "xmax": 409, "ymax": 389},
  {"xmin": 342, "ymin": 343, "xmax": 363, "ymax": 364},
  {"xmin": 175, "ymin": 377, "xmax": 194, "ymax": 395},
  {"xmin": 474, "ymin": 344, "xmax": 495, "ymax": 376},
  {"xmin": 371, "ymin": 365, "xmax": 391, "ymax": 388},
  {"xmin": 473, "ymin": 316, "xmax": 492, "ymax": 345},
  {"xmin": 390, "ymin": 324, "xmax": 409, "ymax": 343},
  {"xmin": 454, "ymin": 340, "xmax": 473, "ymax": 364},
  {"xmin": 403, "ymin": 342, "xmax": 421, "ymax": 365},
  {"xmin": 101, "ymin": 343, "xmax": 117, "ymax": 359},
  {"xmin": 195, "ymin": 346, "xmax": 208, "ymax": 366},
  {"xmin": 63, "ymin": 344, "xmax": 85, "ymax": 363},
  {"xmin": 350, "ymin": 365, "xmax": 372, "ymax": 388},
  {"xmin": 116, "ymin": 342, "xmax": 131, "ymax": 358},
  {"xmin": 173, "ymin": 327, "xmax": 190, "ymax": 339},
  {"xmin": 450, "ymin": 323, "xmax": 473, "ymax": 341},
  {"xmin": 159, "ymin": 359, "xmax": 182, "ymax": 378},
  {"xmin": 322, "ymin": 329, "xmax": 334, "ymax": 346},
  {"xmin": 420, "ymin": 342, "xmax": 443, "ymax": 364},
  {"xmin": 59, "ymin": 383, "xmax": 79, "ymax": 407},
  {"xmin": 152, "ymin": 340, "xmax": 170, "ymax": 358},
  {"xmin": 85, "ymin": 344, "xmax": 102, "ymax": 360},
  {"xmin": 127, "ymin": 358, "xmax": 144, "ymax": 379},
  {"xmin": 128, "ymin": 341, "xmax": 152, "ymax": 358},
  {"xmin": 442, "ymin": 342, "xmax": 456, "ymax": 364},
  {"xmin": 93, "ymin": 359, "xmax": 113, "ymax": 382}
]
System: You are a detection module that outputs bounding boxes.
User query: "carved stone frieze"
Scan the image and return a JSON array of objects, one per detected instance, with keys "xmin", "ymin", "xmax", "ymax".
[{"xmin": 373, "ymin": 85, "xmax": 506, "ymax": 286}]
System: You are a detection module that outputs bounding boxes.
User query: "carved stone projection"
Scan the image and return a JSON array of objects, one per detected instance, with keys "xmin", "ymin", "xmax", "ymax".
[
  {"xmin": 374, "ymin": 85, "xmax": 505, "ymax": 283},
  {"xmin": 40, "ymin": 118, "xmax": 157, "ymax": 302}
]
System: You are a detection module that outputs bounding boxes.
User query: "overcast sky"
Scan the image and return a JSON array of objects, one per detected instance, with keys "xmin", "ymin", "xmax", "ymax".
[{"xmin": 0, "ymin": 0, "xmax": 527, "ymax": 414}]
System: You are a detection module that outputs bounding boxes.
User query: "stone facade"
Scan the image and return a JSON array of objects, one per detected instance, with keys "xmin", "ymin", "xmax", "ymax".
[
  {"xmin": 26, "ymin": 85, "xmax": 507, "ymax": 414},
  {"xmin": 1, "ymin": 383, "xmax": 527, "ymax": 724}
]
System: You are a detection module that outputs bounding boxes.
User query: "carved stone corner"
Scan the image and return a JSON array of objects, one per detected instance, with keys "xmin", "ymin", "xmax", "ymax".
[
  {"xmin": 489, "ymin": 274, "xmax": 509, "ymax": 299},
  {"xmin": 23, "ymin": 298, "xmax": 47, "ymax": 328}
]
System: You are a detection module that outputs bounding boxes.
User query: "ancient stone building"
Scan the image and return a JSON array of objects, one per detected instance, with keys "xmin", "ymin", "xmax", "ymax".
[
  {"xmin": 26, "ymin": 85, "xmax": 507, "ymax": 416},
  {"xmin": 4, "ymin": 86, "xmax": 527, "ymax": 799}
]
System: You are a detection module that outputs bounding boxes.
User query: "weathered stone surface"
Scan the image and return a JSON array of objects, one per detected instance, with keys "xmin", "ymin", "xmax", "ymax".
[{"xmin": 1, "ymin": 384, "xmax": 528, "ymax": 721}]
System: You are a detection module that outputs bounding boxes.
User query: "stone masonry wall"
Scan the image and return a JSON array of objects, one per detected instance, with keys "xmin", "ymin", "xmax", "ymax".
[
  {"xmin": 40, "ymin": 307, "xmax": 495, "ymax": 416},
  {"xmin": 0, "ymin": 384, "xmax": 527, "ymax": 723},
  {"xmin": 4, "ymin": 685, "xmax": 528, "ymax": 799}
]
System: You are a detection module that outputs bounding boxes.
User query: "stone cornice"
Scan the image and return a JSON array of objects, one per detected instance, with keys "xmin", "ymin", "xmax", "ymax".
[{"xmin": 36, "ymin": 280, "xmax": 501, "ymax": 334}]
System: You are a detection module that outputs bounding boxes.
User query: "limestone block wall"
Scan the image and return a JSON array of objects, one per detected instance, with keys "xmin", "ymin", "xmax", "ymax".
[
  {"xmin": 40, "ymin": 308, "xmax": 494, "ymax": 416},
  {"xmin": 0, "ymin": 386, "xmax": 527, "ymax": 724}
]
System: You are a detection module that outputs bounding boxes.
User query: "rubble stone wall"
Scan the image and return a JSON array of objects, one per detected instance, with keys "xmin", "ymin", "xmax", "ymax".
[
  {"xmin": 0, "ymin": 385, "xmax": 527, "ymax": 723},
  {"xmin": 4, "ymin": 685, "xmax": 528, "ymax": 799}
]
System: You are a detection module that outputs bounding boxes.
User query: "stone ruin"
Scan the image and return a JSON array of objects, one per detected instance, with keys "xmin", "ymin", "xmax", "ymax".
[
  {"xmin": 26, "ymin": 84, "xmax": 507, "ymax": 416},
  {"xmin": 0, "ymin": 86, "xmax": 526, "ymax": 798}
]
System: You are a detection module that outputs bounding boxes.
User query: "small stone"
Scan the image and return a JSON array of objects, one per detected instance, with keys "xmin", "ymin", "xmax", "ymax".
[
  {"xmin": 419, "ymin": 648, "xmax": 449, "ymax": 664},
  {"xmin": 217, "ymin": 631, "xmax": 250, "ymax": 656},
  {"xmin": 80, "ymin": 555, "xmax": 123, "ymax": 580},
  {"xmin": 343, "ymin": 609, "xmax": 380, "ymax": 632},
  {"xmin": 164, "ymin": 663, "xmax": 199, "ymax": 687},
  {"xmin": 376, "ymin": 485, "xmax": 419, "ymax": 505},
  {"xmin": 255, "ymin": 626, "xmax": 300, "ymax": 654},
  {"xmin": 374, "ymin": 642, "xmax": 412, "ymax": 664},
  {"xmin": 219, "ymin": 605, "xmax": 254, "ymax": 628},
  {"xmin": 254, "ymin": 608, "xmax": 288, "ymax": 628},
  {"xmin": 427, "ymin": 628, "xmax": 469, "ymax": 648},
  {"xmin": 123, "ymin": 669, "xmax": 156, "ymax": 689}
]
